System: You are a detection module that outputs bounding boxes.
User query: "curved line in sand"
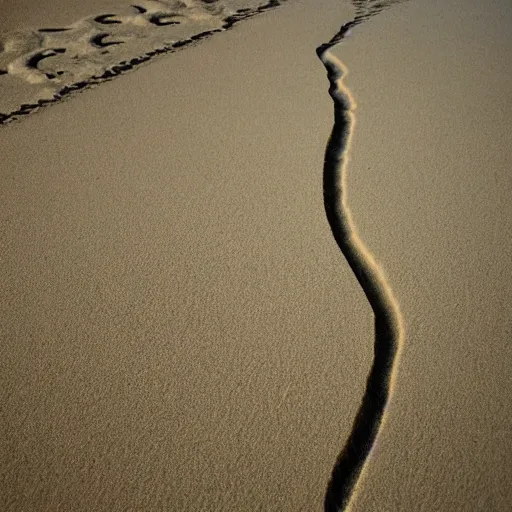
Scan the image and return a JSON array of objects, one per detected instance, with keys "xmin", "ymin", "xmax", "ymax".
[{"xmin": 316, "ymin": 47, "xmax": 404, "ymax": 512}]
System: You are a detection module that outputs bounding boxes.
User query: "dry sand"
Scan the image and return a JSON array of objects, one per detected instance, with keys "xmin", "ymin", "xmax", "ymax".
[
  {"xmin": 331, "ymin": 0, "xmax": 512, "ymax": 509},
  {"xmin": 1, "ymin": 1, "xmax": 366, "ymax": 510},
  {"xmin": 0, "ymin": 0, "xmax": 141, "ymax": 33},
  {"xmin": 1, "ymin": 0, "xmax": 511, "ymax": 510}
]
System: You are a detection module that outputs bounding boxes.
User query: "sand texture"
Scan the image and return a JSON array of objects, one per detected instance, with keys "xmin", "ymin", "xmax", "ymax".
[
  {"xmin": 0, "ymin": 1, "xmax": 291, "ymax": 120},
  {"xmin": 1, "ymin": 0, "xmax": 512, "ymax": 510},
  {"xmin": 1, "ymin": 1, "xmax": 366, "ymax": 510},
  {"xmin": 330, "ymin": 0, "xmax": 512, "ymax": 509}
]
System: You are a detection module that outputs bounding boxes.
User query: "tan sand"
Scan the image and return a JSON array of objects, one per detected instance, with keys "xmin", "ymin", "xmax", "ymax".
[
  {"xmin": 1, "ymin": 0, "xmax": 511, "ymax": 510},
  {"xmin": 0, "ymin": 0, "xmax": 134, "ymax": 33},
  {"xmin": 1, "ymin": 1, "xmax": 367, "ymax": 510},
  {"xmin": 330, "ymin": 0, "xmax": 512, "ymax": 509},
  {"xmin": 0, "ymin": 1, "xmax": 240, "ymax": 115}
]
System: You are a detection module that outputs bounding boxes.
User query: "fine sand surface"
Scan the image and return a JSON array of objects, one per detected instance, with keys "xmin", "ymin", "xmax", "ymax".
[
  {"xmin": 1, "ymin": 1, "xmax": 367, "ymax": 510},
  {"xmin": 330, "ymin": 0, "xmax": 512, "ymax": 510},
  {"xmin": 1, "ymin": 0, "xmax": 512, "ymax": 510},
  {"xmin": 0, "ymin": 0, "xmax": 150, "ymax": 33}
]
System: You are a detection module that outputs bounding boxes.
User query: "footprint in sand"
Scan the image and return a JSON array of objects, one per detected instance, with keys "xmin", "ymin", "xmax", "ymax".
[{"xmin": 0, "ymin": 1, "xmax": 291, "ymax": 125}]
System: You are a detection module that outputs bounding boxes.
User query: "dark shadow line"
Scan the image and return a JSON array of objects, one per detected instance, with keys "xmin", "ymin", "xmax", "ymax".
[
  {"xmin": 38, "ymin": 28, "xmax": 71, "ymax": 33},
  {"xmin": 26, "ymin": 48, "xmax": 66, "ymax": 69},
  {"xmin": 318, "ymin": 45, "xmax": 400, "ymax": 511},
  {"xmin": 90, "ymin": 33, "xmax": 124, "ymax": 48},
  {"xmin": 316, "ymin": 1, "xmax": 407, "ymax": 509},
  {"xmin": 94, "ymin": 14, "xmax": 122, "ymax": 25},
  {"xmin": 131, "ymin": 5, "xmax": 147, "ymax": 14},
  {"xmin": 149, "ymin": 14, "xmax": 181, "ymax": 26}
]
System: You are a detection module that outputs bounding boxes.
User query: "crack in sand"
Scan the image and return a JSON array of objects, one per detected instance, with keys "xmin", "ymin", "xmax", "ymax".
[{"xmin": 317, "ymin": 1, "xmax": 407, "ymax": 510}]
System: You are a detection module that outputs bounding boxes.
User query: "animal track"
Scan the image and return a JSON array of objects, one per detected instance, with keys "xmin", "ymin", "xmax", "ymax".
[
  {"xmin": 149, "ymin": 14, "xmax": 181, "ymax": 26},
  {"xmin": 94, "ymin": 14, "xmax": 123, "ymax": 25},
  {"xmin": 26, "ymin": 48, "xmax": 66, "ymax": 69},
  {"xmin": 1, "ymin": 0, "xmax": 288, "ymax": 124},
  {"xmin": 90, "ymin": 34, "xmax": 124, "ymax": 48},
  {"xmin": 132, "ymin": 5, "xmax": 148, "ymax": 14}
]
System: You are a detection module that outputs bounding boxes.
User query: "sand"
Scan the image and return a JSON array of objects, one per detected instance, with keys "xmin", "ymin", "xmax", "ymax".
[
  {"xmin": 1, "ymin": 1, "xmax": 366, "ymax": 510},
  {"xmin": 0, "ymin": 0, "xmax": 126, "ymax": 33},
  {"xmin": 0, "ymin": 1, "xmax": 276, "ymax": 117},
  {"xmin": 1, "ymin": 0, "xmax": 511, "ymax": 510},
  {"xmin": 331, "ymin": 1, "xmax": 512, "ymax": 509}
]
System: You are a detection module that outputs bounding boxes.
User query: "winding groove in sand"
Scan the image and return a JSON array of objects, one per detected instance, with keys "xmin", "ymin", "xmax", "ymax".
[{"xmin": 317, "ymin": 15, "xmax": 405, "ymax": 512}]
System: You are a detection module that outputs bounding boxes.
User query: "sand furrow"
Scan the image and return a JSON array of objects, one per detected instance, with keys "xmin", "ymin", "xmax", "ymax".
[{"xmin": 316, "ymin": 2, "xmax": 407, "ymax": 509}]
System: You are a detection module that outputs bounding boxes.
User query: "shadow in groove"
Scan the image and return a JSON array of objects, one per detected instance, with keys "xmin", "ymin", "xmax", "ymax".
[{"xmin": 316, "ymin": 1, "xmax": 407, "ymax": 509}]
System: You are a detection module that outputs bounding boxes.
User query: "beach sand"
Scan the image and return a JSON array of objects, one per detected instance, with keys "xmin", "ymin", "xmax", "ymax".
[
  {"xmin": 0, "ymin": 0, "xmax": 136, "ymax": 33},
  {"xmin": 1, "ymin": 1, "xmax": 366, "ymax": 510},
  {"xmin": 1, "ymin": 0, "xmax": 511, "ymax": 510},
  {"xmin": 331, "ymin": 0, "xmax": 512, "ymax": 509}
]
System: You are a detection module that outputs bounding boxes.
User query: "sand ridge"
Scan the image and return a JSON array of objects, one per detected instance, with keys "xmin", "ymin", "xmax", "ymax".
[{"xmin": 318, "ymin": 51, "xmax": 403, "ymax": 512}]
